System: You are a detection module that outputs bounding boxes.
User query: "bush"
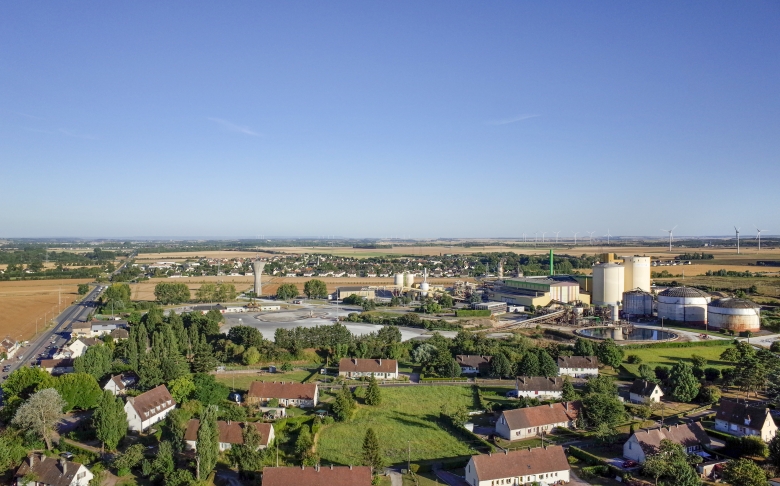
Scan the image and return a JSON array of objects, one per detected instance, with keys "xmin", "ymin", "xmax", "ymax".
[
  {"xmin": 455, "ymin": 309, "xmax": 491, "ymax": 317},
  {"xmin": 626, "ymin": 354, "xmax": 642, "ymax": 364},
  {"xmin": 567, "ymin": 455, "xmax": 579, "ymax": 464}
]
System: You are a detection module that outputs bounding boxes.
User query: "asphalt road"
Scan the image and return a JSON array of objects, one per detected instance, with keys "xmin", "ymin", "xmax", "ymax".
[{"xmin": 1, "ymin": 284, "xmax": 104, "ymax": 383}]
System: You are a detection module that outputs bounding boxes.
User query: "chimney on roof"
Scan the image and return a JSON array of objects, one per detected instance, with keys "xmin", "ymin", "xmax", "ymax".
[
  {"xmin": 349, "ymin": 465, "xmax": 353, "ymax": 470},
  {"xmin": 59, "ymin": 457, "xmax": 67, "ymax": 475},
  {"xmin": 379, "ymin": 359, "xmax": 382, "ymax": 365},
  {"xmin": 315, "ymin": 464, "xmax": 320, "ymax": 472},
  {"xmin": 330, "ymin": 464, "xmax": 334, "ymax": 470},
  {"xmin": 549, "ymin": 403, "xmax": 553, "ymax": 408},
  {"xmin": 353, "ymin": 358, "xmax": 357, "ymax": 365},
  {"xmin": 301, "ymin": 465, "xmax": 305, "ymax": 470},
  {"xmin": 29, "ymin": 454, "xmax": 34, "ymax": 468},
  {"xmin": 504, "ymin": 449, "xmax": 507, "ymax": 455}
]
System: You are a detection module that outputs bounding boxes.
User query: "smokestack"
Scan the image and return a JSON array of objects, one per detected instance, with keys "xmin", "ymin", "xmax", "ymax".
[
  {"xmin": 549, "ymin": 249, "xmax": 554, "ymax": 276},
  {"xmin": 253, "ymin": 261, "xmax": 266, "ymax": 297}
]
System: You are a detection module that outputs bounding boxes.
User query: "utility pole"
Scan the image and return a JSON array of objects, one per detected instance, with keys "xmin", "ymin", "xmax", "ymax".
[{"xmin": 407, "ymin": 441, "xmax": 411, "ymax": 474}]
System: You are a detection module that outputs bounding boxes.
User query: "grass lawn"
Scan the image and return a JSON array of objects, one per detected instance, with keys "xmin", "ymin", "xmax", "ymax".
[
  {"xmin": 213, "ymin": 369, "xmax": 320, "ymax": 390},
  {"xmin": 621, "ymin": 344, "xmax": 733, "ymax": 377},
  {"xmin": 318, "ymin": 387, "xmax": 477, "ymax": 466}
]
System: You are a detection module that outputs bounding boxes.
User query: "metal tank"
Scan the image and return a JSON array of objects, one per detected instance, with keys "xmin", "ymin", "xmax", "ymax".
[
  {"xmin": 708, "ymin": 298, "xmax": 761, "ymax": 332},
  {"xmin": 592, "ymin": 263, "xmax": 625, "ymax": 306},
  {"xmin": 404, "ymin": 272, "xmax": 414, "ymax": 289},
  {"xmin": 252, "ymin": 261, "xmax": 266, "ymax": 296},
  {"xmin": 611, "ymin": 305, "xmax": 620, "ymax": 322},
  {"xmin": 622, "ymin": 289, "xmax": 653, "ymax": 317},
  {"xmin": 657, "ymin": 287, "xmax": 711, "ymax": 324},
  {"xmin": 622, "ymin": 256, "xmax": 651, "ymax": 292},
  {"xmin": 394, "ymin": 273, "xmax": 404, "ymax": 288}
]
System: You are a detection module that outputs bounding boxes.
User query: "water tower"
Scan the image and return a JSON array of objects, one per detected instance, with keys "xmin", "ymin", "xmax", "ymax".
[{"xmin": 253, "ymin": 261, "xmax": 266, "ymax": 297}]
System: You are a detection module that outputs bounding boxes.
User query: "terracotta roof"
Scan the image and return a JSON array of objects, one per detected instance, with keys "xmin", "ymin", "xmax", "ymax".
[
  {"xmin": 716, "ymin": 401, "xmax": 770, "ymax": 427},
  {"xmin": 127, "ymin": 385, "xmax": 175, "ymax": 418},
  {"xmin": 74, "ymin": 337, "xmax": 100, "ymax": 346},
  {"xmin": 470, "ymin": 446, "xmax": 569, "ymax": 481},
  {"xmin": 247, "ymin": 381, "xmax": 317, "ymax": 400},
  {"xmin": 632, "ymin": 422, "xmax": 711, "ymax": 453},
  {"xmin": 110, "ymin": 328, "xmax": 129, "ymax": 339},
  {"xmin": 262, "ymin": 465, "xmax": 372, "ymax": 486},
  {"xmin": 39, "ymin": 358, "xmax": 74, "ymax": 369},
  {"xmin": 339, "ymin": 358, "xmax": 397, "ymax": 373},
  {"xmin": 629, "ymin": 379, "xmax": 660, "ymax": 397},
  {"xmin": 501, "ymin": 401, "xmax": 581, "ymax": 430},
  {"xmin": 456, "ymin": 355, "xmax": 492, "ymax": 368},
  {"xmin": 515, "ymin": 376, "xmax": 564, "ymax": 392},
  {"xmin": 184, "ymin": 420, "xmax": 273, "ymax": 446},
  {"xmin": 15, "ymin": 453, "xmax": 87, "ymax": 486},
  {"xmin": 557, "ymin": 356, "xmax": 599, "ymax": 369}
]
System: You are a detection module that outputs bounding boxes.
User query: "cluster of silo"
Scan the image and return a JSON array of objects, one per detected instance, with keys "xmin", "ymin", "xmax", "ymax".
[
  {"xmin": 592, "ymin": 263, "xmax": 624, "ymax": 306},
  {"xmin": 656, "ymin": 287, "xmax": 712, "ymax": 325},
  {"xmin": 707, "ymin": 298, "xmax": 761, "ymax": 332},
  {"xmin": 393, "ymin": 272, "xmax": 415, "ymax": 291}
]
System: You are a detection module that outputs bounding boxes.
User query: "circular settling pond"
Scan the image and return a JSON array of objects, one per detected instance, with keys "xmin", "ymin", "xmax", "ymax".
[{"xmin": 578, "ymin": 326, "xmax": 676, "ymax": 342}]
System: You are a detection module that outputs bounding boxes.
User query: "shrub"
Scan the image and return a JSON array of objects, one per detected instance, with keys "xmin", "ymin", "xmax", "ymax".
[
  {"xmin": 626, "ymin": 354, "xmax": 642, "ymax": 364},
  {"xmin": 567, "ymin": 455, "xmax": 579, "ymax": 464}
]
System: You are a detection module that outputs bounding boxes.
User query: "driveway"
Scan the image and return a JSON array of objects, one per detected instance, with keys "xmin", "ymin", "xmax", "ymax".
[
  {"xmin": 435, "ymin": 470, "xmax": 470, "ymax": 486},
  {"xmin": 569, "ymin": 470, "xmax": 593, "ymax": 485}
]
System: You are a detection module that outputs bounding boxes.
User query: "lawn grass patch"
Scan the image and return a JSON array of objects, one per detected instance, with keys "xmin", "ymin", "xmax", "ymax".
[
  {"xmin": 621, "ymin": 343, "xmax": 733, "ymax": 377},
  {"xmin": 318, "ymin": 387, "xmax": 478, "ymax": 465},
  {"xmin": 213, "ymin": 369, "xmax": 317, "ymax": 391}
]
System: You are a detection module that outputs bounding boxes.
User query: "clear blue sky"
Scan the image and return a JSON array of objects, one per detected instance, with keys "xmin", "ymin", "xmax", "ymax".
[{"xmin": 1, "ymin": 2, "xmax": 778, "ymax": 238}]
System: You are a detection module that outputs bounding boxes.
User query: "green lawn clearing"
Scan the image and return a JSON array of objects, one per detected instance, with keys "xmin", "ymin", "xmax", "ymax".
[
  {"xmin": 621, "ymin": 343, "xmax": 733, "ymax": 377},
  {"xmin": 213, "ymin": 369, "xmax": 319, "ymax": 390},
  {"xmin": 318, "ymin": 387, "xmax": 477, "ymax": 466}
]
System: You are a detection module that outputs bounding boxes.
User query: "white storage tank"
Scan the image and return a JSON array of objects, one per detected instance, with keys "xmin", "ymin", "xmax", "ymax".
[
  {"xmin": 622, "ymin": 289, "xmax": 654, "ymax": 317},
  {"xmin": 404, "ymin": 272, "xmax": 414, "ymax": 289},
  {"xmin": 394, "ymin": 273, "xmax": 404, "ymax": 288},
  {"xmin": 592, "ymin": 263, "xmax": 625, "ymax": 306},
  {"xmin": 708, "ymin": 298, "xmax": 761, "ymax": 332},
  {"xmin": 622, "ymin": 256, "xmax": 651, "ymax": 293},
  {"xmin": 657, "ymin": 287, "xmax": 711, "ymax": 324}
]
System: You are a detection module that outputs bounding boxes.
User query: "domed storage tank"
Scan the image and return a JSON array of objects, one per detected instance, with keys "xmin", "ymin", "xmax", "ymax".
[
  {"xmin": 657, "ymin": 287, "xmax": 711, "ymax": 324},
  {"xmin": 394, "ymin": 274, "xmax": 404, "ymax": 288},
  {"xmin": 592, "ymin": 263, "xmax": 625, "ymax": 306},
  {"xmin": 708, "ymin": 298, "xmax": 761, "ymax": 332},
  {"xmin": 623, "ymin": 289, "xmax": 654, "ymax": 317},
  {"xmin": 623, "ymin": 256, "xmax": 651, "ymax": 293}
]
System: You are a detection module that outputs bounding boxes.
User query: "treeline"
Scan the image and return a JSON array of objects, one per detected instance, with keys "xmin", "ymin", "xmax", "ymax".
[
  {"xmin": 677, "ymin": 252, "xmax": 714, "ymax": 260},
  {"xmin": 704, "ymin": 269, "xmax": 760, "ymax": 278},
  {"xmin": 468, "ymin": 252, "xmax": 598, "ymax": 276},
  {"xmin": 342, "ymin": 311, "xmax": 462, "ymax": 331},
  {"xmin": 0, "ymin": 266, "xmax": 106, "ymax": 281},
  {"xmin": 0, "ymin": 247, "xmax": 118, "ymax": 265}
]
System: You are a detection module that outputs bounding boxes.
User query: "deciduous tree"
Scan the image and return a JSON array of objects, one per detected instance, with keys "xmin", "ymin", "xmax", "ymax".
[
  {"xmin": 12, "ymin": 388, "xmax": 65, "ymax": 450},
  {"xmin": 303, "ymin": 279, "xmax": 328, "ymax": 299},
  {"xmin": 93, "ymin": 390, "xmax": 127, "ymax": 451},
  {"xmin": 55, "ymin": 373, "xmax": 102, "ymax": 411},
  {"xmin": 722, "ymin": 458, "xmax": 766, "ymax": 486},
  {"xmin": 276, "ymin": 283, "xmax": 299, "ymax": 300}
]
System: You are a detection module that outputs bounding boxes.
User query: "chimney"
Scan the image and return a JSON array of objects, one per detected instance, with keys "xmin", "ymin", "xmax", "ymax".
[
  {"xmin": 227, "ymin": 420, "xmax": 231, "ymax": 426},
  {"xmin": 315, "ymin": 464, "xmax": 320, "ymax": 472},
  {"xmin": 330, "ymin": 464, "xmax": 334, "ymax": 470},
  {"xmin": 504, "ymin": 449, "xmax": 507, "ymax": 455},
  {"xmin": 59, "ymin": 457, "xmax": 67, "ymax": 475},
  {"xmin": 301, "ymin": 465, "xmax": 305, "ymax": 470},
  {"xmin": 349, "ymin": 465, "xmax": 353, "ymax": 470},
  {"xmin": 379, "ymin": 359, "xmax": 382, "ymax": 365},
  {"xmin": 353, "ymin": 358, "xmax": 357, "ymax": 365},
  {"xmin": 29, "ymin": 454, "xmax": 35, "ymax": 468},
  {"xmin": 549, "ymin": 403, "xmax": 553, "ymax": 408}
]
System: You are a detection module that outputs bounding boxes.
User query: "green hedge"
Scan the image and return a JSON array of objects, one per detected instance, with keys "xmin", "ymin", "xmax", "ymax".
[
  {"xmin": 455, "ymin": 309, "xmax": 491, "ymax": 317},
  {"xmin": 568, "ymin": 446, "xmax": 623, "ymax": 478},
  {"xmin": 544, "ymin": 329, "xmax": 577, "ymax": 340},
  {"xmin": 420, "ymin": 376, "xmax": 469, "ymax": 382},
  {"xmin": 621, "ymin": 339, "xmax": 732, "ymax": 350}
]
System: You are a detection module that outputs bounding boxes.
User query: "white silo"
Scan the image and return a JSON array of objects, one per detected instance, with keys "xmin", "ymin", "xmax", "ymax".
[
  {"xmin": 592, "ymin": 263, "xmax": 625, "ymax": 306},
  {"xmin": 622, "ymin": 256, "xmax": 651, "ymax": 293},
  {"xmin": 405, "ymin": 272, "xmax": 414, "ymax": 290},
  {"xmin": 394, "ymin": 273, "xmax": 404, "ymax": 289},
  {"xmin": 622, "ymin": 289, "xmax": 654, "ymax": 316},
  {"xmin": 252, "ymin": 261, "xmax": 266, "ymax": 296},
  {"xmin": 708, "ymin": 298, "xmax": 761, "ymax": 332},
  {"xmin": 420, "ymin": 268, "xmax": 430, "ymax": 297},
  {"xmin": 657, "ymin": 287, "xmax": 711, "ymax": 324}
]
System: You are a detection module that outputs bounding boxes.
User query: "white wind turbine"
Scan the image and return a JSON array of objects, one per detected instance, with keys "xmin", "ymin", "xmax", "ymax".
[
  {"xmin": 542, "ymin": 232, "xmax": 547, "ymax": 243},
  {"xmin": 735, "ymin": 226, "xmax": 741, "ymax": 254},
  {"xmin": 554, "ymin": 231, "xmax": 561, "ymax": 243},
  {"xmin": 604, "ymin": 229, "xmax": 612, "ymax": 246},
  {"xmin": 661, "ymin": 226, "xmax": 677, "ymax": 252},
  {"xmin": 587, "ymin": 231, "xmax": 595, "ymax": 245},
  {"xmin": 573, "ymin": 232, "xmax": 579, "ymax": 245},
  {"xmin": 756, "ymin": 227, "xmax": 766, "ymax": 252}
]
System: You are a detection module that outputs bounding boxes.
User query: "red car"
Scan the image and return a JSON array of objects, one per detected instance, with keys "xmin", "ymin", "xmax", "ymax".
[{"xmin": 622, "ymin": 460, "xmax": 638, "ymax": 468}]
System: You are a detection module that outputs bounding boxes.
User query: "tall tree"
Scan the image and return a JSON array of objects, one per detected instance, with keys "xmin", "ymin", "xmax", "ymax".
[
  {"xmin": 73, "ymin": 344, "xmax": 113, "ymax": 381},
  {"xmin": 332, "ymin": 385, "xmax": 356, "ymax": 422},
  {"xmin": 596, "ymin": 339, "xmax": 624, "ymax": 370},
  {"xmin": 93, "ymin": 390, "xmax": 127, "ymax": 451},
  {"xmin": 192, "ymin": 336, "xmax": 217, "ymax": 373},
  {"xmin": 490, "ymin": 353, "xmax": 512, "ymax": 378},
  {"xmin": 722, "ymin": 458, "xmax": 766, "ymax": 486},
  {"xmin": 537, "ymin": 350, "xmax": 558, "ymax": 377},
  {"xmin": 12, "ymin": 388, "xmax": 65, "ymax": 450},
  {"xmin": 561, "ymin": 377, "xmax": 578, "ymax": 401},
  {"xmin": 276, "ymin": 283, "xmax": 299, "ymax": 300},
  {"xmin": 516, "ymin": 352, "xmax": 540, "ymax": 377},
  {"xmin": 197, "ymin": 405, "xmax": 219, "ymax": 480},
  {"xmin": 54, "ymin": 373, "xmax": 102, "ymax": 411},
  {"xmin": 573, "ymin": 338, "xmax": 595, "ymax": 357},
  {"xmin": 365, "ymin": 375, "xmax": 382, "ymax": 406},
  {"xmin": 669, "ymin": 362, "xmax": 701, "ymax": 403},
  {"xmin": 303, "ymin": 279, "xmax": 328, "ymax": 299},
  {"xmin": 362, "ymin": 428, "xmax": 383, "ymax": 474},
  {"xmin": 295, "ymin": 425, "xmax": 313, "ymax": 458}
]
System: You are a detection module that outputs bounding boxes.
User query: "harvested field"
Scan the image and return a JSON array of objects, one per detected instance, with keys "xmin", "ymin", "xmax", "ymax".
[
  {"xmin": 134, "ymin": 251, "xmax": 275, "ymax": 263},
  {"xmin": 0, "ymin": 279, "xmax": 91, "ymax": 341}
]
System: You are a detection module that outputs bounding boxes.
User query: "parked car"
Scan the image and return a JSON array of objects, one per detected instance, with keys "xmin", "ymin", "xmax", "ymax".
[{"xmin": 622, "ymin": 460, "xmax": 638, "ymax": 468}]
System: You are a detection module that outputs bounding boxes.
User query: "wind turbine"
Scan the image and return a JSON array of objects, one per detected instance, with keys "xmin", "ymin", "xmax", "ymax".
[
  {"xmin": 735, "ymin": 226, "xmax": 741, "ymax": 254},
  {"xmin": 534, "ymin": 232, "xmax": 539, "ymax": 246},
  {"xmin": 573, "ymin": 232, "xmax": 579, "ymax": 245},
  {"xmin": 756, "ymin": 227, "xmax": 765, "ymax": 252},
  {"xmin": 542, "ymin": 232, "xmax": 546, "ymax": 243},
  {"xmin": 661, "ymin": 226, "xmax": 677, "ymax": 252},
  {"xmin": 587, "ymin": 231, "xmax": 595, "ymax": 245},
  {"xmin": 554, "ymin": 231, "xmax": 561, "ymax": 244},
  {"xmin": 604, "ymin": 229, "xmax": 612, "ymax": 246},
  {"xmin": 522, "ymin": 232, "xmax": 526, "ymax": 243}
]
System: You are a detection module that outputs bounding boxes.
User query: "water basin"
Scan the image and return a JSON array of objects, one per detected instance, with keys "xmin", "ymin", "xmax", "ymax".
[{"xmin": 578, "ymin": 326, "xmax": 676, "ymax": 341}]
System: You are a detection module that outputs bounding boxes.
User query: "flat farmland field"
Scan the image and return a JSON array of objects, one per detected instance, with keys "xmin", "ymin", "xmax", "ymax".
[
  {"xmin": 0, "ymin": 279, "xmax": 91, "ymax": 341},
  {"xmin": 621, "ymin": 343, "xmax": 734, "ymax": 377},
  {"xmin": 135, "ymin": 250, "xmax": 276, "ymax": 263}
]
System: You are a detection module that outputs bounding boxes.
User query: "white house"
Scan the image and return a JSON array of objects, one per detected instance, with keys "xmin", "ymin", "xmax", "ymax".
[
  {"xmin": 455, "ymin": 355, "xmax": 491, "ymax": 375},
  {"xmin": 714, "ymin": 401, "xmax": 778, "ymax": 442},
  {"xmin": 629, "ymin": 379, "xmax": 664, "ymax": 404},
  {"xmin": 70, "ymin": 321, "xmax": 92, "ymax": 339},
  {"xmin": 39, "ymin": 359, "xmax": 74, "ymax": 375},
  {"xmin": 103, "ymin": 373, "xmax": 138, "ymax": 396},
  {"xmin": 623, "ymin": 423, "xmax": 711, "ymax": 463},
  {"xmin": 14, "ymin": 453, "xmax": 93, "ymax": 486},
  {"xmin": 557, "ymin": 355, "xmax": 599, "ymax": 377},
  {"xmin": 124, "ymin": 385, "xmax": 176, "ymax": 432},
  {"xmin": 514, "ymin": 376, "xmax": 565, "ymax": 399},
  {"xmin": 0, "ymin": 338, "xmax": 20, "ymax": 360},
  {"xmin": 183, "ymin": 420, "xmax": 274, "ymax": 452},
  {"xmin": 495, "ymin": 401, "xmax": 580, "ymax": 440},
  {"xmin": 65, "ymin": 338, "xmax": 99, "ymax": 359},
  {"xmin": 464, "ymin": 446, "xmax": 570, "ymax": 486},
  {"xmin": 262, "ymin": 466, "xmax": 372, "ymax": 486},
  {"xmin": 338, "ymin": 358, "xmax": 399, "ymax": 379}
]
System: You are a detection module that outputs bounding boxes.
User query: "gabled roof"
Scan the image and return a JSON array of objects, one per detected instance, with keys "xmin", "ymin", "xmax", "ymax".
[
  {"xmin": 470, "ymin": 446, "xmax": 569, "ymax": 481},
  {"xmin": 105, "ymin": 372, "xmax": 138, "ymax": 391},
  {"xmin": 629, "ymin": 379, "xmax": 661, "ymax": 397},
  {"xmin": 557, "ymin": 356, "xmax": 599, "ymax": 369},
  {"xmin": 126, "ymin": 384, "xmax": 175, "ymax": 418},
  {"xmin": 716, "ymin": 401, "xmax": 770, "ymax": 427},
  {"xmin": 247, "ymin": 381, "xmax": 317, "ymax": 400},
  {"xmin": 631, "ymin": 422, "xmax": 711, "ymax": 453},
  {"xmin": 110, "ymin": 328, "xmax": 129, "ymax": 339},
  {"xmin": 262, "ymin": 465, "xmax": 372, "ymax": 486},
  {"xmin": 339, "ymin": 358, "xmax": 397, "ymax": 373},
  {"xmin": 15, "ymin": 453, "xmax": 87, "ymax": 486},
  {"xmin": 456, "ymin": 355, "xmax": 492, "ymax": 368},
  {"xmin": 71, "ymin": 337, "xmax": 99, "ymax": 347},
  {"xmin": 515, "ymin": 376, "xmax": 564, "ymax": 392},
  {"xmin": 39, "ymin": 358, "xmax": 74, "ymax": 369},
  {"xmin": 184, "ymin": 420, "xmax": 273, "ymax": 446},
  {"xmin": 501, "ymin": 401, "xmax": 581, "ymax": 430}
]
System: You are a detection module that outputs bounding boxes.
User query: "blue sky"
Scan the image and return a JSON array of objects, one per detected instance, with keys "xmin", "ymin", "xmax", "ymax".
[{"xmin": 1, "ymin": 2, "xmax": 778, "ymax": 238}]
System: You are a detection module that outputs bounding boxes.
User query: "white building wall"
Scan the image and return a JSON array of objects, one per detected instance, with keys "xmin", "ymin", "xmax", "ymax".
[
  {"xmin": 516, "ymin": 390, "xmax": 562, "ymax": 399},
  {"xmin": 558, "ymin": 366, "xmax": 599, "ymax": 378},
  {"xmin": 623, "ymin": 436, "xmax": 647, "ymax": 463},
  {"xmin": 464, "ymin": 459, "xmax": 570, "ymax": 486}
]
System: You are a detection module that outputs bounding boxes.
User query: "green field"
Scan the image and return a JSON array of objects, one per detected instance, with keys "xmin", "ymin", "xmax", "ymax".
[
  {"xmin": 213, "ymin": 369, "xmax": 319, "ymax": 390},
  {"xmin": 318, "ymin": 387, "xmax": 477, "ymax": 465},
  {"xmin": 621, "ymin": 344, "xmax": 733, "ymax": 377}
]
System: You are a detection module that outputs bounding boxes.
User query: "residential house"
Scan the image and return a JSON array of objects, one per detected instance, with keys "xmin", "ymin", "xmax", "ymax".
[
  {"xmin": 110, "ymin": 328, "xmax": 129, "ymax": 340},
  {"xmin": 456, "ymin": 355, "xmax": 492, "ymax": 375},
  {"xmin": 91, "ymin": 321, "xmax": 125, "ymax": 337},
  {"xmin": 557, "ymin": 355, "xmax": 599, "ymax": 377},
  {"xmin": 338, "ymin": 358, "xmax": 399, "ymax": 379},
  {"xmin": 124, "ymin": 385, "xmax": 176, "ymax": 432},
  {"xmin": 714, "ymin": 401, "xmax": 778, "ymax": 442},
  {"xmin": 464, "ymin": 445, "xmax": 570, "ymax": 486},
  {"xmin": 70, "ymin": 321, "xmax": 92, "ymax": 339},
  {"xmin": 623, "ymin": 423, "xmax": 711, "ymax": 463},
  {"xmin": 262, "ymin": 465, "xmax": 372, "ymax": 486},
  {"xmin": 183, "ymin": 420, "xmax": 274, "ymax": 452},
  {"xmin": 629, "ymin": 379, "xmax": 664, "ymax": 404},
  {"xmin": 39, "ymin": 359, "xmax": 74, "ymax": 375},
  {"xmin": 14, "ymin": 453, "xmax": 93, "ymax": 486},
  {"xmin": 0, "ymin": 338, "xmax": 20, "ymax": 360},
  {"xmin": 245, "ymin": 381, "xmax": 318, "ymax": 408},
  {"xmin": 65, "ymin": 338, "xmax": 99, "ymax": 358},
  {"xmin": 103, "ymin": 372, "xmax": 138, "ymax": 396},
  {"xmin": 514, "ymin": 376, "xmax": 565, "ymax": 399},
  {"xmin": 495, "ymin": 401, "xmax": 581, "ymax": 440}
]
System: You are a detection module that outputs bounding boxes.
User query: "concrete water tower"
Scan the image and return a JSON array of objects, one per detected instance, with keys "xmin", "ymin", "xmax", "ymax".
[{"xmin": 253, "ymin": 261, "xmax": 266, "ymax": 297}]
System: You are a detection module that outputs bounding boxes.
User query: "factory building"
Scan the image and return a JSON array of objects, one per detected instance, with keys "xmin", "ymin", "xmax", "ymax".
[
  {"xmin": 657, "ymin": 287, "xmax": 711, "ymax": 325},
  {"xmin": 334, "ymin": 286, "xmax": 376, "ymax": 300},
  {"xmin": 707, "ymin": 298, "xmax": 761, "ymax": 332},
  {"xmin": 486, "ymin": 275, "xmax": 588, "ymax": 308},
  {"xmin": 622, "ymin": 289, "xmax": 654, "ymax": 317}
]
